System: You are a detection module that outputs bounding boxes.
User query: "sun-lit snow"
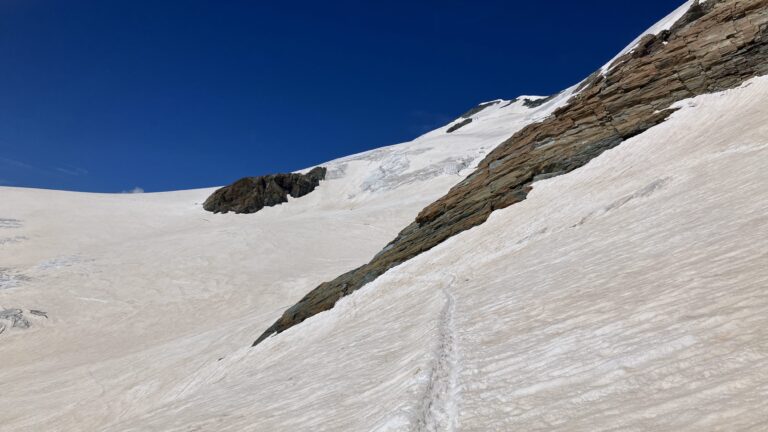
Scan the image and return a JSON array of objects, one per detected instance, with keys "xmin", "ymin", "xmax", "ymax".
[
  {"xmin": 94, "ymin": 74, "xmax": 767, "ymax": 432},
  {"xmin": 3, "ymin": 69, "xmax": 767, "ymax": 430},
  {"xmin": 2, "ymin": 8, "xmax": 768, "ymax": 429},
  {"xmin": 600, "ymin": 0, "xmax": 696, "ymax": 75},
  {"xmin": 0, "ymin": 96, "xmax": 568, "ymax": 431}
]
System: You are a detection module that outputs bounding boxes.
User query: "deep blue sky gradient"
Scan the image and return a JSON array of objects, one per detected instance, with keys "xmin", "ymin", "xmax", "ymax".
[{"xmin": 0, "ymin": 0, "xmax": 685, "ymax": 192}]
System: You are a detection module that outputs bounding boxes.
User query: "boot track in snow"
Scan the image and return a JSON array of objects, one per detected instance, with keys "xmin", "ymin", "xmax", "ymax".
[{"xmin": 415, "ymin": 276, "xmax": 461, "ymax": 432}]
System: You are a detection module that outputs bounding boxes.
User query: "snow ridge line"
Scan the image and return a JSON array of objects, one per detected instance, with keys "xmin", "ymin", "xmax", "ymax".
[{"xmin": 414, "ymin": 276, "xmax": 461, "ymax": 432}]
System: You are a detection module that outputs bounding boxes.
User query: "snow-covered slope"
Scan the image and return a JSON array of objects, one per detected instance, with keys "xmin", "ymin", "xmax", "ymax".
[
  {"xmin": 0, "ymin": 96, "xmax": 568, "ymax": 431},
  {"xmin": 5, "ymin": 69, "xmax": 763, "ymax": 432},
  {"xmin": 3, "ymin": 2, "xmax": 768, "ymax": 431},
  {"xmin": 92, "ymin": 74, "xmax": 768, "ymax": 432}
]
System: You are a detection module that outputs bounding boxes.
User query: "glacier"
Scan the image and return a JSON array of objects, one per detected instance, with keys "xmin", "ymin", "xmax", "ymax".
[{"xmin": 1, "ymin": 1, "xmax": 768, "ymax": 431}]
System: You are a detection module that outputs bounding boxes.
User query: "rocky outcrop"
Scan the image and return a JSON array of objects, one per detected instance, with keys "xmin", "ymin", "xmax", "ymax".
[
  {"xmin": 446, "ymin": 118, "xmax": 472, "ymax": 133},
  {"xmin": 253, "ymin": 0, "xmax": 768, "ymax": 346},
  {"xmin": 204, "ymin": 167, "xmax": 327, "ymax": 214},
  {"xmin": 447, "ymin": 100, "xmax": 504, "ymax": 133},
  {"xmin": 522, "ymin": 95, "xmax": 556, "ymax": 108},
  {"xmin": 459, "ymin": 101, "xmax": 500, "ymax": 119}
]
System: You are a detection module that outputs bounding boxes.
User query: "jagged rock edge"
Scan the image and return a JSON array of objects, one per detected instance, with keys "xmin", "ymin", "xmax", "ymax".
[{"xmin": 204, "ymin": 167, "xmax": 327, "ymax": 214}]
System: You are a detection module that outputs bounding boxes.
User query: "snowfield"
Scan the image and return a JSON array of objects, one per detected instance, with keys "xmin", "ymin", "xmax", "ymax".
[
  {"xmin": 0, "ymin": 96, "xmax": 568, "ymax": 431},
  {"xmin": 127, "ymin": 76, "xmax": 768, "ymax": 431},
  {"xmin": 2, "ymin": 74, "xmax": 767, "ymax": 430},
  {"xmin": 2, "ymin": 23, "xmax": 768, "ymax": 432}
]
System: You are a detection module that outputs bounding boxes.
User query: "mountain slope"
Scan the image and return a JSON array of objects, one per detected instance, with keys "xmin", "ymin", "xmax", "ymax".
[
  {"xmin": 75, "ymin": 70, "xmax": 768, "ymax": 432},
  {"xmin": 0, "ymin": 96, "xmax": 562, "ymax": 430},
  {"xmin": 254, "ymin": 0, "xmax": 768, "ymax": 345},
  {"xmin": 1, "ymin": 1, "xmax": 767, "ymax": 431}
]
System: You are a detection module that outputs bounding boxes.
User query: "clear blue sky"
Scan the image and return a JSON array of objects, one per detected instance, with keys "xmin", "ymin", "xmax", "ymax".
[{"xmin": 0, "ymin": 0, "xmax": 684, "ymax": 192}]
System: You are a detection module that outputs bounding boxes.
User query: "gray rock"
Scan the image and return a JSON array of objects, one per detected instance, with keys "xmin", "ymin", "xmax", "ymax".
[
  {"xmin": 446, "ymin": 118, "xmax": 472, "ymax": 133},
  {"xmin": 204, "ymin": 167, "xmax": 327, "ymax": 214},
  {"xmin": 458, "ymin": 101, "xmax": 500, "ymax": 119},
  {"xmin": 522, "ymin": 95, "xmax": 556, "ymax": 108}
]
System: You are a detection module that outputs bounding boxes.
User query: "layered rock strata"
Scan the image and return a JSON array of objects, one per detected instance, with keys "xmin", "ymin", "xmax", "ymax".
[
  {"xmin": 204, "ymin": 167, "xmax": 326, "ymax": 214},
  {"xmin": 254, "ymin": 0, "xmax": 768, "ymax": 346}
]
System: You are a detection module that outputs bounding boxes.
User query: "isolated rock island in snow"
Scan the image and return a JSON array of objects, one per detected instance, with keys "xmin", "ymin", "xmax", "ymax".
[
  {"xmin": 204, "ymin": 166, "xmax": 327, "ymax": 214},
  {"xmin": 447, "ymin": 100, "xmax": 506, "ymax": 133},
  {"xmin": 253, "ymin": 0, "xmax": 768, "ymax": 345}
]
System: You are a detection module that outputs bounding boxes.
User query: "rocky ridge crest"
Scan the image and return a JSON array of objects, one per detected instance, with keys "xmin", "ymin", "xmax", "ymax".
[{"xmin": 253, "ymin": 0, "xmax": 768, "ymax": 346}]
